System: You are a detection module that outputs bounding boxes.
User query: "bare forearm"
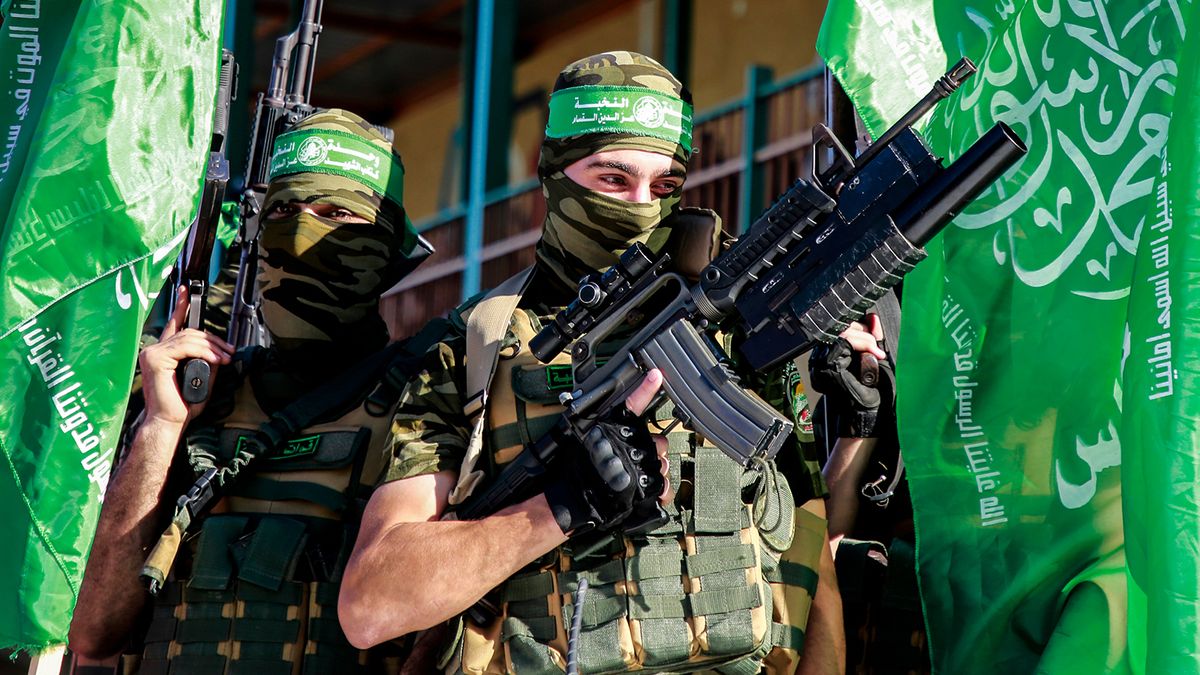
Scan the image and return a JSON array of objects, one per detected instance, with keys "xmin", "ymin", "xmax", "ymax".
[
  {"xmin": 822, "ymin": 437, "xmax": 876, "ymax": 543},
  {"xmin": 798, "ymin": 532, "xmax": 846, "ymax": 675},
  {"xmin": 69, "ymin": 418, "xmax": 182, "ymax": 659},
  {"xmin": 341, "ymin": 494, "xmax": 566, "ymax": 648}
]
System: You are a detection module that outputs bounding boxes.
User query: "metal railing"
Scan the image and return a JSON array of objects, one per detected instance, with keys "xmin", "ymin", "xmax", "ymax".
[{"xmin": 380, "ymin": 64, "xmax": 827, "ymax": 338}]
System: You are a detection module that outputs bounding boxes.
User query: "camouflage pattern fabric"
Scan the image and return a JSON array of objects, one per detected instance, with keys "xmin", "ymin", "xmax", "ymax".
[
  {"xmin": 257, "ymin": 109, "xmax": 431, "ymax": 375},
  {"xmin": 384, "ymin": 303, "xmax": 826, "ymax": 506},
  {"xmin": 384, "ymin": 299, "xmax": 828, "ymax": 674},
  {"xmin": 536, "ymin": 51, "xmax": 692, "ymax": 289}
]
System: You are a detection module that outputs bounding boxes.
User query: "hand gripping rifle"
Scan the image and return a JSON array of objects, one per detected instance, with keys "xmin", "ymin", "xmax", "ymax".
[
  {"xmin": 139, "ymin": 3, "xmax": 324, "ymax": 593},
  {"xmin": 226, "ymin": 0, "xmax": 323, "ymax": 349},
  {"xmin": 175, "ymin": 49, "xmax": 236, "ymax": 403},
  {"xmin": 456, "ymin": 58, "xmax": 1026, "ymax": 522}
]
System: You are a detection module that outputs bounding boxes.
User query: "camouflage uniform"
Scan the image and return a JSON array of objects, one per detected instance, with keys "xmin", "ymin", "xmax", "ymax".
[
  {"xmin": 137, "ymin": 110, "xmax": 433, "ymax": 675},
  {"xmin": 385, "ymin": 53, "xmax": 829, "ymax": 674}
]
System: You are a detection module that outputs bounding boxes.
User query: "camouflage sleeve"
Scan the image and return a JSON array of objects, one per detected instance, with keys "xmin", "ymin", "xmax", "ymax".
[
  {"xmin": 384, "ymin": 333, "xmax": 471, "ymax": 483},
  {"xmin": 730, "ymin": 330, "xmax": 828, "ymax": 502},
  {"xmin": 755, "ymin": 359, "xmax": 828, "ymax": 501}
]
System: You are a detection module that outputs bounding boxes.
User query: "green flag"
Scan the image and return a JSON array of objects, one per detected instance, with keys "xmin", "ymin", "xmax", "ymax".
[
  {"xmin": 0, "ymin": 0, "xmax": 224, "ymax": 651},
  {"xmin": 818, "ymin": 1, "xmax": 1198, "ymax": 672}
]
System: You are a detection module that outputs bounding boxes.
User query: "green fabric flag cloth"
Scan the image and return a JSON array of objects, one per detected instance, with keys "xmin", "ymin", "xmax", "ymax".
[
  {"xmin": 0, "ymin": 0, "xmax": 224, "ymax": 652},
  {"xmin": 819, "ymin": 1, "xmax": 1199, "ymax": 673}
]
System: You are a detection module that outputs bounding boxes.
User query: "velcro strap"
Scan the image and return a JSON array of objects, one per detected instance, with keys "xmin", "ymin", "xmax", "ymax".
[
  {"xmin": 190, "ymin": 515, "xmax": 248, "ymax": 590},
  {"xmin": 502, "ymin": 571, "xmax": 556, "ymax": 602},
  {"xmin": 564, "ymin": 594, "xmax": 627, "ymax": 628},
  {"xmin": 629, "ymin": 586, "xmax": 761, "ymax": 620},
  {"xmin": 314, "ymin": 581, "xmax": 342, "ymax": 605},
  {"xmin": 489, "ymin": 416, "xmax": 559, "ymax": 453},
  {"xmin": 142, "ymin": 616, "xmax": 177, "ymax": 644},
  {"xmin": 236, "ymin": 580, "xmax": 306, "ymax": 605},
  {"xmin": 233, "ymin": 618, "xmax": 302, "ymax": 644},
  {"xmin": 238, "ymin": 517, "xmax": 308, "ymax": 591},
  {"xmin": 181, "ymin": 585, "xmax": 235, "ymax": 604},
  {"xmin": 308, "ymin": 616, "xmax": 352, "ymax": 645},
  {"xmin": 136, "ymin": 657, "xmax": 168, "ymax": 675},
  {"xmin": 778, "ymin": 560, "xmax": 819, "ymax": 597},
  {"xmin": 228, "ymin": 661, "xmax": 297, "ymax": 675},
  {"xmin": 234, "ymin": 476, "xmax": 348, "ymax": 512},
  {"xmin": 502, "ymin": 616, "xmax": 559, "ymax": 643},
  {"xmin": 240, "ymin": 601, "xmax": 293, "ymax": 620},
  {"xmin": 629, "ymin": 548, "xmax": 684, "ymax": 580},
  {"xmin": 174, "ymin": 617, "xmax": 232, "ymax": 643},
  {"xmin": 168, "ymin": 655, "xmax": 229, "ymax": 672},
  {"xmin": 158, "ymin": 581, "xmax": 184, "ymax": 604},
  {"xmin": 558, "ymin": 559, "xmax": 626, "ymax": 592},
  {"xmin": 686, "ymin": 543, "xmax": 755, "ymax": 576},
  {"xmin": 771, "ymin": 621, "xmax": 806, "ymax": 650},
  {"xmin": 693, "ymin": 446, "xmax": 745, "ymax": 534}
]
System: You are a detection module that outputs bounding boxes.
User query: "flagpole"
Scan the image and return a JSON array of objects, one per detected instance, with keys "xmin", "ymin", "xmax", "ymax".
[{"xmin": 27, "ymin": 646, "xmax": 64, "ymax": 675}]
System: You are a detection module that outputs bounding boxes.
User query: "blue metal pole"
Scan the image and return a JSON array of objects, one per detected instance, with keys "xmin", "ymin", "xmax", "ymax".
[
  {"xmin": 462, "ymin": 0, "xmax": 495, "ymax": 300},
  {"xmin": 738, "ymin": 65, "xmax": 773, "ymax": 234}
]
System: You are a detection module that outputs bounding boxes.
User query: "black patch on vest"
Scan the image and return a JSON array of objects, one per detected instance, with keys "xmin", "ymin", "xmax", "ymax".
[
  {"xmin": 241, "ymin": 433, "xmax": 322, "ymax": 460},
  {"xmin": 544, "ymin": 364, "xmax": 574, "ymax": 392}
]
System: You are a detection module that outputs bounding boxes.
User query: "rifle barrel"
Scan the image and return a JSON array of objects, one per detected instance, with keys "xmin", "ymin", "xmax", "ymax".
[{"xmin": 854, "ymin": 57, "xmax": 976, "ymax": 171}]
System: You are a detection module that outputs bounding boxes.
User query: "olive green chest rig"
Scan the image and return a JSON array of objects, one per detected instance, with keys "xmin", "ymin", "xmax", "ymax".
[
  {"xmin": 445, "ymin": 248, "xmax": 821, "ymax": 674},
  {"xmin": 140, "ymin": 344, "xmax": 425, "ymax": 675}
]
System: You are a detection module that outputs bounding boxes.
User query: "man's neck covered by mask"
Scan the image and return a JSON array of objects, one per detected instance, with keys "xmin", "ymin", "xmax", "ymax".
[
  {"xmin": 535, "ymin": 167, "xmax": 681, "ymax": 297},
  {"xmin": 256, "ymin": 179, "xmax": 402, "ymax": 389},
  {"xmin": 533, "ymin": 51, "xmax": 693, "ymax": 308}
]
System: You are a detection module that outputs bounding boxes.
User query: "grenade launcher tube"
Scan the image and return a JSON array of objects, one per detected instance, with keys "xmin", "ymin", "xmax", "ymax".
[{"xmin": 895, "ymin": 122, "xmax": 1027, "ymax": 246}]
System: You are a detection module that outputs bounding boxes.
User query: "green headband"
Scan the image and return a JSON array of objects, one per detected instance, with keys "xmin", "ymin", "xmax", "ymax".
[
  {"xmin": 269, "ymin": 128, "xmax": 406, "ymax": 204},
  {"xmin": 545, "ymin": 85, "xmax": 693, "ymax": 153}
]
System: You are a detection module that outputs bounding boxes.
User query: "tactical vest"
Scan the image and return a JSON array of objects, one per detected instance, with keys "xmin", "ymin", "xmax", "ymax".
[
  {"xmin": 448, "ymin": 307, "xmax": 826, "ymax": 675},
  {"xmin": 140, "ymin": 362, "xmax": 403, "ymax": 675}
]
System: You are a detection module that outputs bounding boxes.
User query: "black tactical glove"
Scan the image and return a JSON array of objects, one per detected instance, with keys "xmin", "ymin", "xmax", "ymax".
[
  {"xmin": 809, "ymin": 337, "xmax": 895, "ymax": 438},
  {"xmin": 543, "ymin": 407, "xmax": 666, "ymax": 536}
]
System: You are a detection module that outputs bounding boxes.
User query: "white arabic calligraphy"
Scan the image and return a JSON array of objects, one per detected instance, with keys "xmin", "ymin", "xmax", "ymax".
[{"xmin": 944, "ymin": 0, "xmax": 1181, "ymax": 299}]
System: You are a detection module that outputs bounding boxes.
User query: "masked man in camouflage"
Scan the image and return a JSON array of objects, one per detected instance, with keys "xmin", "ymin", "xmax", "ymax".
[
  {"xmin": 69, "ymin": 109, "xmax": 434, "ymax": 674},
  {"xmin": 340, "ymin": 52, "xmax": 844, "ymax": 674}
]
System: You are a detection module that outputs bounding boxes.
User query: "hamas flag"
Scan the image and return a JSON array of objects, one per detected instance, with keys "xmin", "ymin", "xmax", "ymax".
[
  {"xmin": 818, "ymin": 0, "xmax": 1199, "ymax": 672},
  {"xmin": 0, "ymin": 0, "xmax": 224, "ymax": 651}
]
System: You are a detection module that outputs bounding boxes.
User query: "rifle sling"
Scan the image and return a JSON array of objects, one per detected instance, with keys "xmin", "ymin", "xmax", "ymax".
[
  {"xmin": 141, "ymin": 335, "xmax": 432, "ymax": 592},
  {"xmin": 449, "ymin": 266, "xmax": 536, "ymax": 506}
]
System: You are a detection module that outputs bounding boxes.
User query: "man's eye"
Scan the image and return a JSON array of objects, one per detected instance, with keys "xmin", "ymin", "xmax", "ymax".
[
  {"xmin": 598, "ymin": 174, "xmax": 627, "ymax": 188},
  {"xmin": 651, "ymin": 181, "xmax": 680, "ymax": 197},
  {"xmin": 265, "ymin": 204, "xmax": 298, "ymax": 220},
  {"xmin": 328, "ymin": 208, "xmax": 372, "ymax": 224}
]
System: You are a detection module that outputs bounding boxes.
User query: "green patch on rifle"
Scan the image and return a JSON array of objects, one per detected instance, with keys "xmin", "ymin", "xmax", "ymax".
[{"xmin": 239, "ymin": 433, "xmax": 323, "ymax": 460}]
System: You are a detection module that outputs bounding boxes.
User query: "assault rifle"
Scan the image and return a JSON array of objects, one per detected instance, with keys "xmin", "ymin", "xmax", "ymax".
[
  {"xmin": 140, "ymin": 2, "xmax": 325, "ymax": 593},
  {"xmin": 175, "ymin": 49, "xmax": 236, "ymax": 403},
  {"xmin": 457, "ymin": 58, "xmax": 1026, "ymax": 521},
  {"xmin": 227, "ymin": 0, "xmax": 323, "ymax": 349}
]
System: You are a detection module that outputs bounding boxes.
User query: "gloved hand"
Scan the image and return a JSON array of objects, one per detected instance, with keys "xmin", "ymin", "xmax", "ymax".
[
  {"xmin": 543, "ymin": 407, "xmax": 666, "ymax": 535},
  {"xmin": 809, "ymin": 336, "xmax": 895, "ymax": 438}
]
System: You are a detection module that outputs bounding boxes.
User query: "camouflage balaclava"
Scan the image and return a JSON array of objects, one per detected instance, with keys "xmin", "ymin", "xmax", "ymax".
[
  {"xmin": 537, "ymin": 51, "xmax": 694, "ymax": 290},
  {"xmin": 259, "ymin": 108, "xmax": 432, "ymax": 373}
]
